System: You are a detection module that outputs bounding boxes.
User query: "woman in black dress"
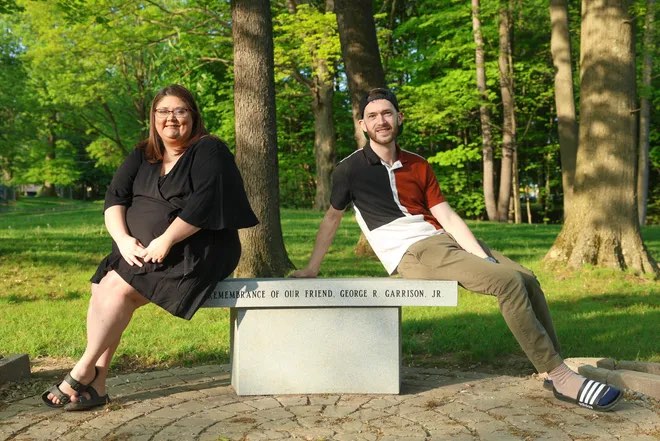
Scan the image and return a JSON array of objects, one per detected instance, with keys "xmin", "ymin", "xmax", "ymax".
[{"xmin": 42, "ymin": 84, "xmax": 258, "ymax": 410}]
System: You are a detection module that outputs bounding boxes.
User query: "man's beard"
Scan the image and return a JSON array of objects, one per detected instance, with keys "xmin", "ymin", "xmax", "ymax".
[{"xmin": 367, "ymin": 123, "xmax": 398, "ymax": 144}]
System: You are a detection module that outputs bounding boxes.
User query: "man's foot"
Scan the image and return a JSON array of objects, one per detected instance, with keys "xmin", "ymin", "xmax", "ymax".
[
  {"xmin": 548, "ymin": 362, "xmax": 584, "ymax": 398},
  {"xmin": 552, "ymin": 379, "xmax": 623, "ymax": 412},
  {"xmin": 41, "ymin": 367, "xmax": 97, "ymax": 408}
]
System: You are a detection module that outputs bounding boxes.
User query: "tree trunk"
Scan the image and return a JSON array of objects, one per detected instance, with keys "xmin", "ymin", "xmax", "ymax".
[
  {"xmin": 335, "ymin": 0, "xmax": 386, "ymax": 257},
  {"xmin": 545, "ymin": 0, "xmax": 658, "ymax": 275},
  {"xmin": 334, "ymin": 0, "xmax": 386, "ymax": 148},
  {"xmin": 285, "ymin": 0, "xmax": 337, "ymax": 211},
  {"xmin": 550, "ymin": 0, "xmax": 578, "ymax": 221},
  {"xmin": 471, "ymin": 0, "xmax": 498, "ymax": 221},
  {"xmin": 40, "ymin": 124, "xmax": 57, "ymax": 197},
  {"xmin": 231, "ymin": 0, "xmax": 294, "ymax": 277},
  {"xmin": 286, "ymin": 0, "xmax": 297, "ymax": 13},
  {"xmin": 525, "ymin": 185, "xmax": 533, "ymax": 224},
  {"xmin": 497, "ymin": 0, "xmax": 515, "ymax": 222},
  {"xmin": 512, "ymin": 148, "xmax": 521, "ymax": 223},
  {"xmin": 544, "ymin": 151, "xmax": 552, "ymax": 222},
  {"xmin": 312, "ymin": 0, "xmax": 337, "ymax": 211},
  {"xmin": 637, "ymin": 0, "xmax": 655, "ymax": 226},
  {"xmin": 311, "ymin": 68, "xmax": 336, "ymax": 210}
]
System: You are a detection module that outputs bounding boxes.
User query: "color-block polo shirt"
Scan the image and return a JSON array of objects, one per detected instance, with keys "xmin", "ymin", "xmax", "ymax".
[{"xmin": 330, "ymin": 143, "xmax": 446, "ymax": 274}]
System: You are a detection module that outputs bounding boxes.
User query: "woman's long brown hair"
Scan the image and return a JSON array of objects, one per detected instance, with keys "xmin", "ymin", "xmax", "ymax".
[{"xmin": 143, "ymin": 84, "xmax": 209, "ymax": 162}]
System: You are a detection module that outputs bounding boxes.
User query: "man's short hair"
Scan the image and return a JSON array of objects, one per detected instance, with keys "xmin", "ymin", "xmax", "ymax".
[{"xmin": 359, "ymin": 88, "xmax": 400, "ymax": 119}]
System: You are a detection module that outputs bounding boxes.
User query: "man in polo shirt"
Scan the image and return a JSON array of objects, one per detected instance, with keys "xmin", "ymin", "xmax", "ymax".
[{"xmin": 292, "ymin": 87, "xmax": 622, "ymax": 412}]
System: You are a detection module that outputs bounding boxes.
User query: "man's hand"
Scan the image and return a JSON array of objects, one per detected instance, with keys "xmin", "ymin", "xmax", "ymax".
[
  {"xmin": 290, "ymin": 267, "xmax": 319, "ymax": 278},
  {"xmin": 116, "ymin": 236, "xmax": 146, "ymax": 267},
  {"xmin": 290, "ymin": 207, "xmax": 345, "ymax": 279}
]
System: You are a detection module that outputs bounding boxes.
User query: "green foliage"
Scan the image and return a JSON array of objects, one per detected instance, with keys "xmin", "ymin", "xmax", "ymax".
[
  {"xmin": 0, "ymin": 0, "xmax": 656, "ymax": 225},
  {"xmin": 276, "ymin": 82, "xmax": 316, "ymax": 208},
  {"xmin": 428, "ymin": 144, "xmax": 485, "ymax": 218},
  {"xmin": 21, "ymin": 140, "xmax": 81, "ymax": 186},
  {"xmin": 271, "ymin": 3, "xmax": 345, "ymax": 209},
  {"xmin": 86, "ymin": 137, "xmax": 127, "ymax": 171},
  {"xmin": 647, "ymin": 144, "xmax": 660, "ymax": 224},
  {"xmin": 0, "ymin": 0, "xmax": 21, "ymax": 14},
  {"xmin": 273, "ymin": 4, "xmax": 340, "ymax": 84},
  {"xmin": 3, "ymin": 0, "xmax": 235, "ymax": 194}
]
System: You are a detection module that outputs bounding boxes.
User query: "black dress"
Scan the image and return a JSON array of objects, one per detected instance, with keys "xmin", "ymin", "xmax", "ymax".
[{"xmin": 91, "ymin": 136, "xmax": 258, "ymax": 320}]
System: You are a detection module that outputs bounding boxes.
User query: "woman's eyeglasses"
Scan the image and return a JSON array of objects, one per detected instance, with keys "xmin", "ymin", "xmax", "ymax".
[{"xmin": 154, "ymin": 107, "xmax": 190, "ymax": 119}]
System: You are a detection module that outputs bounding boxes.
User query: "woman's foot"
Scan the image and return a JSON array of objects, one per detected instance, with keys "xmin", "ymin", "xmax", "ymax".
[
  {"xmin": 64, "ymin": 368, "xmax": 110, "ymax": 411},
  {"xmin": 41, "ymin": 366, "xmax": 97, "ymax": 408},
  {"xmin": 73, "ymin": 371, "xmax": 107, "ymax": 402}
]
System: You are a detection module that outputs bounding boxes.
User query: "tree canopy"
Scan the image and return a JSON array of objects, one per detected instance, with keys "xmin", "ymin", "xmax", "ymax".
[{"xmin": 0, "ymin": 0, "xmax": 657, "ymax": 225}]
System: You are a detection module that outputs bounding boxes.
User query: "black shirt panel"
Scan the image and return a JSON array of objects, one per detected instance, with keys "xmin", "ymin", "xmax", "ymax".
[{"xmin": 330, "ymin": 145, "xmax": 406, "ymax": 231}]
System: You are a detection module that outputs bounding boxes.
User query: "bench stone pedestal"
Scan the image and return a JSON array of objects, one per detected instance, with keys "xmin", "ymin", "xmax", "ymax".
[
  {"xmin": 205, "ymin": 278, "xmax": 457, "ymax": 396},
  {"xmin": 230, "ymin": 307, "xmax": 400, "ymax": 395},
  {"xmin": 0, "ymin": 354, "xmax": 30, "ymax": 385}
]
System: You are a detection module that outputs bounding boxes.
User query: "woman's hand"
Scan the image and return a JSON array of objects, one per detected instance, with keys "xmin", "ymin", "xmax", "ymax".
[
  {"xmin": 142, "ymin": 235, "xmax": 174, "ymax": 264},
  {"xmin": 117, "ymin": 236, "xmax": 146, "ymax": 267}
]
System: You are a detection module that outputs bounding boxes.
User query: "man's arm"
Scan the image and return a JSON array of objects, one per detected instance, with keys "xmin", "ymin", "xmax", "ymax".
[
  {"xmin": 430, "ymin": 201, "xmax": 489, "ymax": 259},
  {"xmin": 291, "ymin": 206, "xmax": 345, "ymax": 278}
]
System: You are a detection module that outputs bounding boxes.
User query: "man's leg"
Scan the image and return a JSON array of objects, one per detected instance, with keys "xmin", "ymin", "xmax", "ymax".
[
  {"xmin": 482, "ymin": 243, "xmax": 561, "ymax": 356},
  {"xmin": 396, "ymin": 234, "xmax": 622, "ymax": 410},
  {"xmin": 397, "ymin": 234, "xmax": 562, "ymax": 373}
]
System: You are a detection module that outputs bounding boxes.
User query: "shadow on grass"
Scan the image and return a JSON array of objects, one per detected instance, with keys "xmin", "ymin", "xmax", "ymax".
[
  {"xmin": 110, "ymin": 349, "xmax": 231, "ymax": 372},
  {"xmin": 402, "ymin": 290, "xmax": 659, "ymax": 371},
  {"xmin": 0, "ymin": 233, "xmax": 109, "ymax": 255},
  {"xmin": 0, "ymin": 290, "xmax": 86, "ymax": 304}
]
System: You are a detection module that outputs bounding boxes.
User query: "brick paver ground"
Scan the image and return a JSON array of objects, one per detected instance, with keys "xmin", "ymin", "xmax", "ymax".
[{"xmin": 1, "ymin": 365, "xmax": 658, "ymax": 440}]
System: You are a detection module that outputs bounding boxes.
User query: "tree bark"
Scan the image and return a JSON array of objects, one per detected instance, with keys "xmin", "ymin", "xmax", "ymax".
[
  {"xmin": 550, "ymin": 0, "xmax": 578, "ymax": 221},
  {"xmin": 471, "ymin": 0, "xmax": 498, "ymax": 221},
  {"xmin": 311, "ymin": 66, "xmax": 336, "ymax": 210},
  {"xmin": 231, "ymin": 0, "xmax": 294, "ymax": 277},
  {"xmin": 637, "ymin": 0, "xmax": 655, "ymax": 226},
  {"xmin": 335, "ymin": 0, "xmax": 386, "ymax": 257},
  {"xmin": 545, "ymin": 0, "xmax": 658, "ymax": 275},
  {"xmin": 313, "ymin": 0, "xmax": 337, "ymax": 210},
  {"xmin": 512, "ymin": 147, "xmax": 521, "ymax": 223},
  {"xmin": 334, "ymin": 0, "xmax": 386, "ymax": 148},
  {"xmin": 40, "ymin": 119, "xmax": 58, "ymax": 197},
  {"xmin": 497, "ymin": 0, "xmax": 515, "ymax": 222}
]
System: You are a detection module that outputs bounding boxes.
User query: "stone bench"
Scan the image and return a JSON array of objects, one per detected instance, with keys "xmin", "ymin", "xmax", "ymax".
[{"xmin": 202, "ymin": 278, "xmax": 458, "ymax": 395}]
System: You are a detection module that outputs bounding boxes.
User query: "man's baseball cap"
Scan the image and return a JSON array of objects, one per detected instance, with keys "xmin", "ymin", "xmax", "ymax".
[{"xmin": 358, "ymin": 88, "xmax": 400, "ymax": 119}]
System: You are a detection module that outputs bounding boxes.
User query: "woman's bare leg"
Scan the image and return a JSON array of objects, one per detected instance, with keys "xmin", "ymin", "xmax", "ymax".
[{"xmin": 45, "ymin": 271, "xmax": 148, "ymax": 405}]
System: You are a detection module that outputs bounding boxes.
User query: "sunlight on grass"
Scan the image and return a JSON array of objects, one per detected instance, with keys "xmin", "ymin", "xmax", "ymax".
[{"xmin": 0, "ymin": 199, "xmax": 658, "ymax": 371}]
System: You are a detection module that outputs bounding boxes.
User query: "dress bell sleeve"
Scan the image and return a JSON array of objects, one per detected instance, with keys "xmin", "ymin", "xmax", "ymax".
[
  {"xmin": 104, "ymin": 148, "xmax": 143, "ymax": 211},
  {"xmin": 178, "ymin": 137, "xmax": 258, "ymax": 230}
]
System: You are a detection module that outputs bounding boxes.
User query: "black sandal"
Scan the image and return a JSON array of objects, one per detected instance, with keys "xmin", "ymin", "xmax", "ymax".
[
  {"xmin": 552, "ymin": 379, "xmax": 623, "ymax": 412},
  {"xmin": 64, "ymin": 386, "xmax": 110, "ymax": 411},
  {"xmin": 41, "ymin": 368, "xmax": 98, "ymax": 408}
]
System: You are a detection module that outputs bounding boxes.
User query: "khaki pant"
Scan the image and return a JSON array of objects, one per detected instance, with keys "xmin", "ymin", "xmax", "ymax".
[{"xmin": 396, "ymin": 233, "xmax": 563, "ymax": 373}]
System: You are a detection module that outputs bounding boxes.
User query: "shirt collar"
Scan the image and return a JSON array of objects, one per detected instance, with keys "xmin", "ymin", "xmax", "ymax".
[{"xmin": 363, "ymin": 142, "xmax": 405, "ymax": 165}]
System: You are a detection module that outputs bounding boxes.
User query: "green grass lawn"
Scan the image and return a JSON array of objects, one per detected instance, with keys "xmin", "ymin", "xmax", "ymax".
[{"xmin": 0, "ymin": 197, "xmax": 658, "ymax": 374}]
